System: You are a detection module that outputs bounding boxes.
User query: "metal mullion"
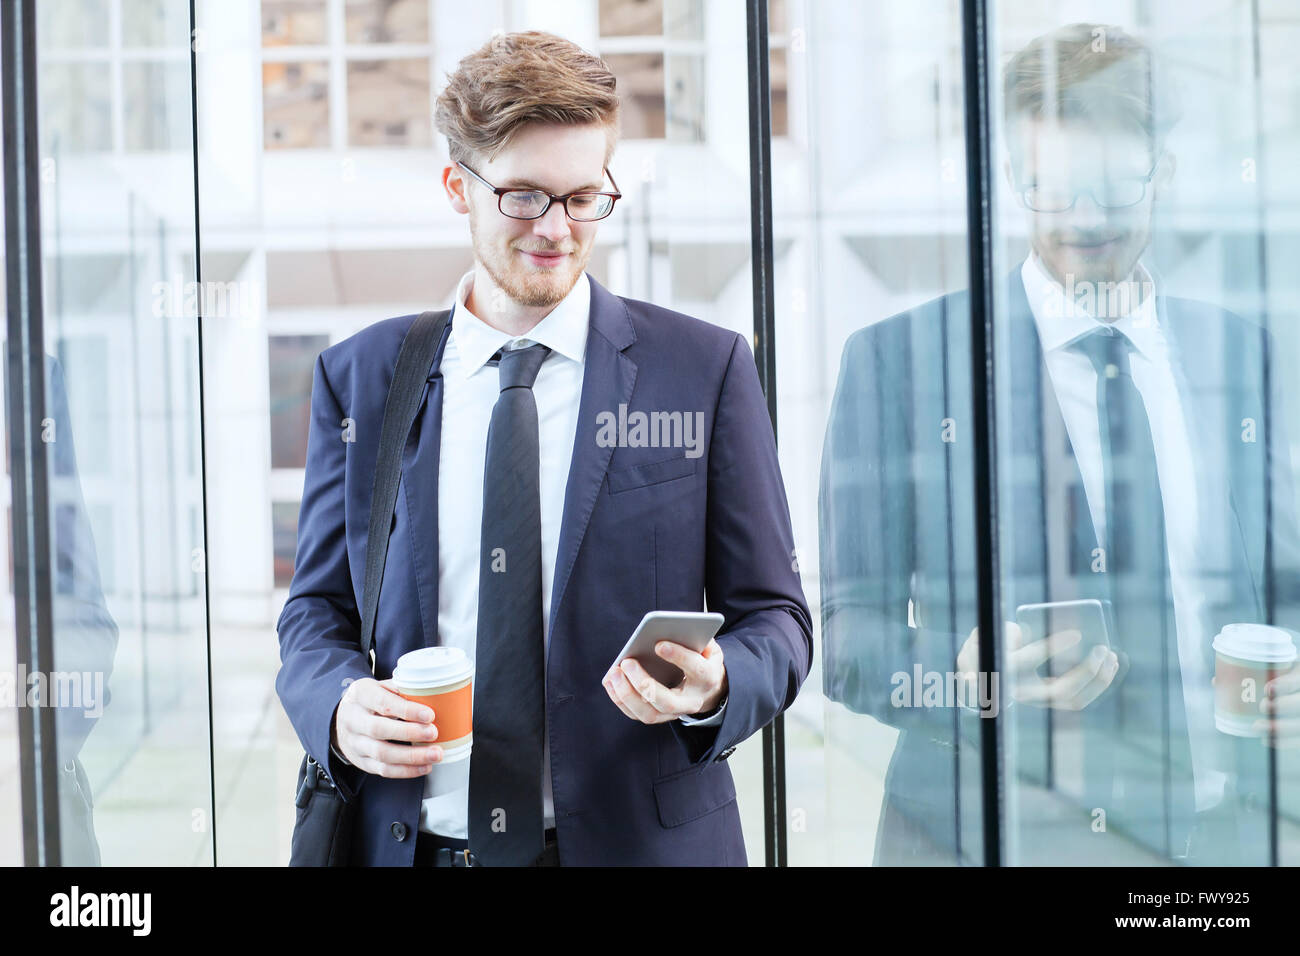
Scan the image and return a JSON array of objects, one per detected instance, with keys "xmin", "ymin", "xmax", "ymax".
[
  {"xmin": 745, "ymin": 0, "xmax": 784, "ymax": 869},
  {"xmin": 959, "ymin": 0, "xmax": 1004, "ymax": 867},
  {"xmin": 3, "ymin": 0, "xmax": 60, "ymax": 868}
]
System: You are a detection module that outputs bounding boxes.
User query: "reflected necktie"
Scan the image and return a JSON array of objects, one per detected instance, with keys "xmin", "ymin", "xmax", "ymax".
[
  {"xmin": 1070, "ymin": 325, "xmax": 1195, "ymax": 857},
  {"xmin": 468, "ymin": 342, "xmax": 551, "ymax": 866}
]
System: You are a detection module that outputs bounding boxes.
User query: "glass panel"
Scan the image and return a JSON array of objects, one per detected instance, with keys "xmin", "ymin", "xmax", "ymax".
[
  {"xmin": 272, "ymin": 502, "xmax": 299, "ymax": 589},
  {"xmin": 665, "ymin": 54, "xmax": 705, "ymax": 143},
  {"xmin": 604, "ymin": 52, "xmax": 665, "ymax": 139},
  {"xmin": 263, "ymin": 0, "xmax": 327, "ymax": 47},
  {"xmin": 123, "ymin": 61, "xmax": 192, "ymax": 151},
  {"xmin": 38, "ymin": 62, "xmax": 112, "ymax": 155},
  {"xmin": 122, "ymin": 0, "xmax": 188, "ymax": 48},
  {"xmin": 991, "ymin": 7, "xmax": 1300, "ymax": 866},
  {"xmin": 345, "ymin": 0, "xmax": 428, "ymax": 44},
  {"xmin": 31, "ymin": 0, "xmax": 212, "ymax": 865},
  {"xmin": 36, "ymin": 0, "xmax": 109, "ymax": 50},
  {"xmin": 346, "ymin": 57, "xmax": 430, "ymax": 147},
  {"xmin": 797, "ymin": 0, "xmax": 981, "ymax": 865},
  {"xmin": 600, "ymin": 0, "xmax": 664, "ymax": 37},
  {"xmin": 269, "ymin": 334, "xmax": 330, "ymax": 469},
  {"xmin": 769, "ymin": 47, "xmax": 788, "ymax": 138},
  {"xmin": 262, "ymin": 59, "xmax": 329, "ymax": 149}
]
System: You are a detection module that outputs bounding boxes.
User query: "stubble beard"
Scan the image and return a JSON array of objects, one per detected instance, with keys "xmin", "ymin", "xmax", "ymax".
[{"xmin": 470, "ymin": 213, "xmax": 590, "ymax": 310}]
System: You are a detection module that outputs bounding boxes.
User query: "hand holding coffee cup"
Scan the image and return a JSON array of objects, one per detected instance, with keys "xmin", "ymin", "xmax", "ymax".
[
  {"xmin": 332, "ymin": 676, "xmax": 444, "ymax": 778},
  {"xmin": 391, "ymin": 646, "xmax": 474, "ymax": 763},
  {"xmin": 1212, "ymin": 624, "xmax": 1298, "ymax": 742}
]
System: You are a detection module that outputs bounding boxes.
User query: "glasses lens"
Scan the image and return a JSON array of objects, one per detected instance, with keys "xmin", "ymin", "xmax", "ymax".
[
  {"xmin": 500, "ymin": 190, "xmax": 549, "ymax": 219},
  {"xmin": 566, "ymin": 194, "xmax": 614, "ymax": 221},
  {"xmin": 1098, "ymin": 179, "xmax": 1148, "ymax": 207},
  {"xmin": 1023, "ymin": 186, "xmax": 1073, "ymax": 213}
]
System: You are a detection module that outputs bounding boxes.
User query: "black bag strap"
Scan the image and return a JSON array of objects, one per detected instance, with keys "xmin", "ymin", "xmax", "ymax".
[{"xmin": 359, "ymin": 309, "xmax": 452, "ymax": 661}]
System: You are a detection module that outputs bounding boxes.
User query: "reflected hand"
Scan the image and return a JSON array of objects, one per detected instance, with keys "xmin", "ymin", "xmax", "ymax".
[
  {"xmin": 1253, "ymin": 667, "xmax": 1300, "ymax": 747},
  {"xmin": 956, "ymin": 622, "xmax": 1118, "ymax": 711}
]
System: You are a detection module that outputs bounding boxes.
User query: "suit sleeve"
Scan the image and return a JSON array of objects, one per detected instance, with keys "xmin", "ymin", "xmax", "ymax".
[
  {"xmin": 44, "ymin": 353, "xmax": 120, "ymax": 763},
  {"xmin": 275, "ymin": 353, "xmax": 373, "ymax": 799},
  {"xmin": 672, "ymin": 333, "xmax": 814, "ymax": 765},
  {"xmin": 818, "ymin": 324, "xmax": 983, "ymax": 741}
]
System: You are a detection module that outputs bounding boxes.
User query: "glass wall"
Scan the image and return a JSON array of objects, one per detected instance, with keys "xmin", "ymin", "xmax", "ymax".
[
  {"xmin": 3, "ymin": 0, "xmax": 212, "ymax": 865},
  {"xmin": 986, "ymin": 2, "xmax": 1300, "ymax": 866}
]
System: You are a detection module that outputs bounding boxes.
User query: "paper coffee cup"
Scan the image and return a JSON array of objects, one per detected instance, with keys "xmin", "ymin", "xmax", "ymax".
[
  {"xmin": 1212, "ymin": 623, "xmax": 1297, "ymax": 737},
  {"xmin": 392, "ymin": 646, "xmax": 474, "ymax": 762}
]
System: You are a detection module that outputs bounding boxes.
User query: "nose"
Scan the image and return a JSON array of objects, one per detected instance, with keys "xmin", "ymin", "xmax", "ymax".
[
  {"xmin": 1066, "ymin": 190, "xmax": 1107, "ymax": 228},
  {"xmin": 531, "ymin": 199, "xmax": 572, "ymax": 243}
]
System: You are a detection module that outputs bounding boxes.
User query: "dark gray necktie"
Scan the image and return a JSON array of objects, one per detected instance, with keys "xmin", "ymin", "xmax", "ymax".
[
  {"xmin": 468, "ymin": 342, "xmax": 551, "ymax": 866},
  {"xmin": 1070, "ymin": 326, "xmax": 1195, "ymax": 856}
]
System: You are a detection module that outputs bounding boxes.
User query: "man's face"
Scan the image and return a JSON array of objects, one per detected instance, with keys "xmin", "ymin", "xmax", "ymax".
[
  {"xmin": 1009, "ymin": 119, "xmax": 1168, "ymax": 288},
  {"xmin": 449, "ymin": 122, "xmax": 610, "ymax": 311}
]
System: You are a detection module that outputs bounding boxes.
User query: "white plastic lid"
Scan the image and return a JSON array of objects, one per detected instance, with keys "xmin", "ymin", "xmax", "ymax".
[
  {"xmin": 1213, "ymin": 623, "xmax": 1298, "ymax": 663},
  {"xmin": 393, "ymin": 646, "xmax": 474, "ymax": 688}
]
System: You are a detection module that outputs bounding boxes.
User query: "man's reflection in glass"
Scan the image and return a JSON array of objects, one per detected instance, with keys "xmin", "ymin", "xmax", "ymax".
[
  {"xmin": 7, "ymin": 352, "xmax": 120, "ymax": 864},
  {"xmin": 819, "ymin": 22, "xmax": 1297, "ymax": 865}
]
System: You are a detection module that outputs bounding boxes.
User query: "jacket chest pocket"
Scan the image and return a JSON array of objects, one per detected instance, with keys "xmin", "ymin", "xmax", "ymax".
[{"xmin": 607, "ymin": 454, "xmax": 698, "ymax": 494}]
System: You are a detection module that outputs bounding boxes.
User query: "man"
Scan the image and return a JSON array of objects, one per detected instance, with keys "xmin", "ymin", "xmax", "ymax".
[
  {"xmin": 276, "ymin": 30, "xmax": 812, "ymax": 867},
  {"xmin": 819, "ymin": 23, "xmax": 1300, "ymax": 865}
]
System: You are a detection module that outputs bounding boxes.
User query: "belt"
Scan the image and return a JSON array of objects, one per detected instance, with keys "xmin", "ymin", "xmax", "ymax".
[{"xmin": 415, "ymin": 827, "xmax": 559, "ymax": 867}]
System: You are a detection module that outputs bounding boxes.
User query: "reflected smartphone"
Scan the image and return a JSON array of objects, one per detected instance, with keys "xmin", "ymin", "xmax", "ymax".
[
  {"xmin": 612, "ymin": 611, "xmax": 725, "ymax": 688},
  {"xmin": 1014, "ymin": 599, "xmax": 1121, "ymax": 677}
]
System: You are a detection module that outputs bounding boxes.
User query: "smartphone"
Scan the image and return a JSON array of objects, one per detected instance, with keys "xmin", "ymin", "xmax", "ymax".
[
  {"xmin": 612, "ymin": 610, "xmax": 725, "ymax": 688},
  {"xmin": 1014, "ymin": 599, "xmax": 1120, "ymax": 677}
]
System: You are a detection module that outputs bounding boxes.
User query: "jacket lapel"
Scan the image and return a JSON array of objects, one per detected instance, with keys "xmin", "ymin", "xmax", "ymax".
[{"xmin": 548, "ymin": 274, "xmax": 638, "ymax": 637}]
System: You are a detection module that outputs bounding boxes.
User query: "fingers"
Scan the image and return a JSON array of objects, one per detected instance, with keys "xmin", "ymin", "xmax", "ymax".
[
  {"xmin": 1265, "ymin": 667, "xmax": 1300, "ymax": 698},
  {"xmin": 1035, "ymin": 645, "xmax": 1118, "ymax": 709},
  {"xmin": 368, "ymin": 678, "xmax": 436, "ymax": 724},
  {"xmin": 1051, "ymin": 646, "xmax": 1119, "ymax": 709},
  {"xmin": 1254, "ymin": 716, "xmax": 1300, "ymax": 747},
  {"xmin": 1008, "ymin": 628, "xmax": 1082, "ymax": 672},
  {"xmin": 337, "ymin": 678, "xmax": 443, "ymax": 777},
  {"xmin": 655, "ymin": 639, "xmax": 715, "ymax": 687},
  {"xmin": 603, "ymin": 661, "xmax": 677, "ymax": 724}
]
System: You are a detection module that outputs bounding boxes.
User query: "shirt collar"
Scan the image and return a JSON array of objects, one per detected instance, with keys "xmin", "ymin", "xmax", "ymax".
[
  {"xmin": 449, "ymin": 269, "xmax": 591, "ymax": 380},
  {"xmin": 1021, "ymin": 250, "xmax": 1160, "ymax": 360}
]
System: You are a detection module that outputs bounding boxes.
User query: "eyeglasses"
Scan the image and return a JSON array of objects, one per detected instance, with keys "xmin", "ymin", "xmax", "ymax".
[
  {"xmin": 1016, "ymin": 163, "xmax": 1159, "ymax": 213},
  {"xmin": 457, "ymin": 162, "xmax": 622, "ymax": 222}
]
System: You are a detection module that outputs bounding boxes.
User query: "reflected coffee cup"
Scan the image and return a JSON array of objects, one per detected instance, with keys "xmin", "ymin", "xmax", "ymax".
[
  {"xmin": 391, "ymin": 646, "xmax": 474, "ymax": 762},
  {"xmin": 1212, "ymin": 623, "xmax": 1297, "ymax": 737}
]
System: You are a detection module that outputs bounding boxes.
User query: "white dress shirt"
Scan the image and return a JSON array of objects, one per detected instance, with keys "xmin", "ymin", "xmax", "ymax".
[
  {"xmin": 420, "ymin": 269, "xmax": 724, "ymax": 837},
  {"xmin": 1021, "ymin": 251, "xmax": 1228, "ymax": 812}
]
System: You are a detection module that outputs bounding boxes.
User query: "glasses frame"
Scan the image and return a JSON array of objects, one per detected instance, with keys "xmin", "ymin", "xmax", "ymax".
[
  {"xmin": 1015, "ymin": 160, "xmax": 1161, "ymax": 213},
  {"xmin": 457, "ymin": 161, "xmax": 622, "ymax": 222}
]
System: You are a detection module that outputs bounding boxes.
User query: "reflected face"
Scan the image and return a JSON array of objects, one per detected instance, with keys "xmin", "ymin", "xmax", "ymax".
[
  {"xmin": 1010, "ymin": 120, "xmax": 1167, "ymax": 288},
  {"xmin": 456, "ymin": 122, "xmax": 610, "ymax": 311}
]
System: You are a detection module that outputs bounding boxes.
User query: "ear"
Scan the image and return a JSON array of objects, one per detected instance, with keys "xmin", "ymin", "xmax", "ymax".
[
  {"xmin": 1001, "ymin": 155, "xmax": 1016, "ymax": 190},
  {"xmin": 443, "ymin": 163, "xmax": 470, "ymax": 215},
  {"xmin": 1153, "ymin": 151, "xmax": 1176, "ymax": 194}
]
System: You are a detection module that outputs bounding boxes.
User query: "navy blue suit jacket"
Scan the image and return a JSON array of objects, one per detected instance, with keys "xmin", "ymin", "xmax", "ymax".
[{"xmin": 276, "ymin": 272, "xmax": 813, "ymax": 866}]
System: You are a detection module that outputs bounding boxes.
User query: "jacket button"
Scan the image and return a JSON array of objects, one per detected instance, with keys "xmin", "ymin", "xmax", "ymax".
[{"xmin": 391, "ymin": 821, "xmax": 408, "ymax": 842}]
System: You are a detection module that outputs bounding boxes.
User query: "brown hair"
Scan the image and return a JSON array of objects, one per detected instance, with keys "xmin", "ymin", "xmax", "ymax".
[
  {"xmin": 1002, "ymin": 23, "xmax": 1179, "ymax": 167},
  {"xmin": 434, "ymin": 31, "xmax": 621, "ymax": 168}
]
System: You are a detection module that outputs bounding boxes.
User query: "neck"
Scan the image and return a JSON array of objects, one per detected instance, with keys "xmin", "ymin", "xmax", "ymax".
[
  {"xmin": 1033, "ymin": 251, "xmax": 1152, "ymax": 321},
  {"xmin": 465, "ymin": 264, "xmax": 555, "ymax": 337}
]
